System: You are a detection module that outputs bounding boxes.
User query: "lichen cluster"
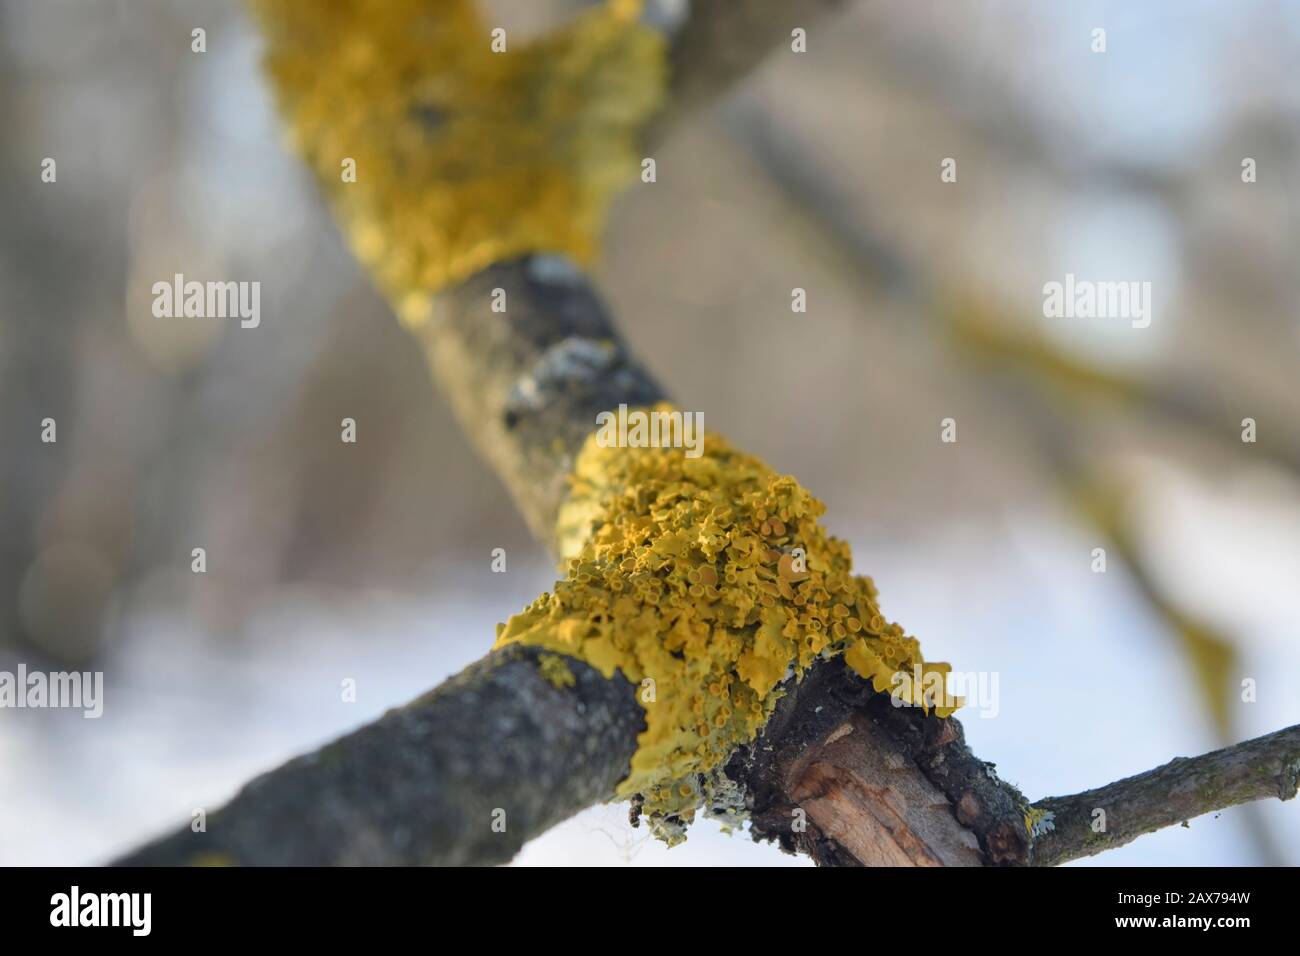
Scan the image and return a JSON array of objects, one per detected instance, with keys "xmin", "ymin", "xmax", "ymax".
[
  {"xmin": 249, "ymin": 0, "xmax": 665, "ymax": 312},
  {"xmin": 496, "ymin": 407, "xmax": 958, "ymax": 842}
]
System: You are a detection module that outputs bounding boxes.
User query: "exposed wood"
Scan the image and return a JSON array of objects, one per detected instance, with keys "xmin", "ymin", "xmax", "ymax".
[{"xmin": 732, "ymin": 658, "xmax": 1024, "ymax": 867}]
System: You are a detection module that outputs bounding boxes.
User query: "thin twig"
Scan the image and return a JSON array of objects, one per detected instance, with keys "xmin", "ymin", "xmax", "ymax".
[{"xmin": 1029, "ymin": 724, "xmax": 1300, "ymax": 867}]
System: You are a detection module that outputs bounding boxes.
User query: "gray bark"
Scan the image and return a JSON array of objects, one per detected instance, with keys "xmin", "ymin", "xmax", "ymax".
[{"xmin": 114, "ymin": 645, "xmax": 643, "ymax": 866}]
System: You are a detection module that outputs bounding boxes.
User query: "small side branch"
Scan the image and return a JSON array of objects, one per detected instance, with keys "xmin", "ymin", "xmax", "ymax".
[{"xmin": 1029, "ymin": 724, "xmax": 1300, "ymax": 867}]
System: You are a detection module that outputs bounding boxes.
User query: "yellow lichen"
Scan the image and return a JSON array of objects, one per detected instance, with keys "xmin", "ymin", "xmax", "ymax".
[
  {"xmin": 249, "ymin": 0, "xmax": 666, "ymax": 301},
  {"xmin": 537, "ymin": 652, "xmax": 577, "ymax": 689},
  {"xmin": 496, "ymin": 405, "xmax": 959, "ymax": 842}
]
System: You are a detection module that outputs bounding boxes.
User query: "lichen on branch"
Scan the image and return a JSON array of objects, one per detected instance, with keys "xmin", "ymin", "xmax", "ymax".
[
  {"xmin": 495, "ymin": 406, "xmax": 958, "ymax": 842},
  {"xmin": 248, "ymin": 0, "xmax": 666, "ymax": 312}
]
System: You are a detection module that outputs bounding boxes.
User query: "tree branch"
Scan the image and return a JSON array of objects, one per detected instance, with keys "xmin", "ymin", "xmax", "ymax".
[
  {"xmin": 109, "ymin": 0, "xmax": 1297, "ymax": 868},
  {"xmin": 114, "ymin": 645, "xmax": 643, "ymax": 866},
  {"xmin": 109, "ymin": 254, "xmax": 1012, "ymax": 868},
  {"xmin": 1028, "ymin": 724, "xmax": 1300, "ymax": 867},
  {"xmin": 419, "ymin": 256, "xmax": 664, "ymax": 546},
  {"xmin": 113, "ymin": 643, "xmax": 1299, "ymax": 867}
]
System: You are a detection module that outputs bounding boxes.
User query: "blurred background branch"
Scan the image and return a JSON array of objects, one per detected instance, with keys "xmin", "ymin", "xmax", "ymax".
[{"xmin": 1030, "ymin": 723, "xmax": 1300, "ymax": 867}]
